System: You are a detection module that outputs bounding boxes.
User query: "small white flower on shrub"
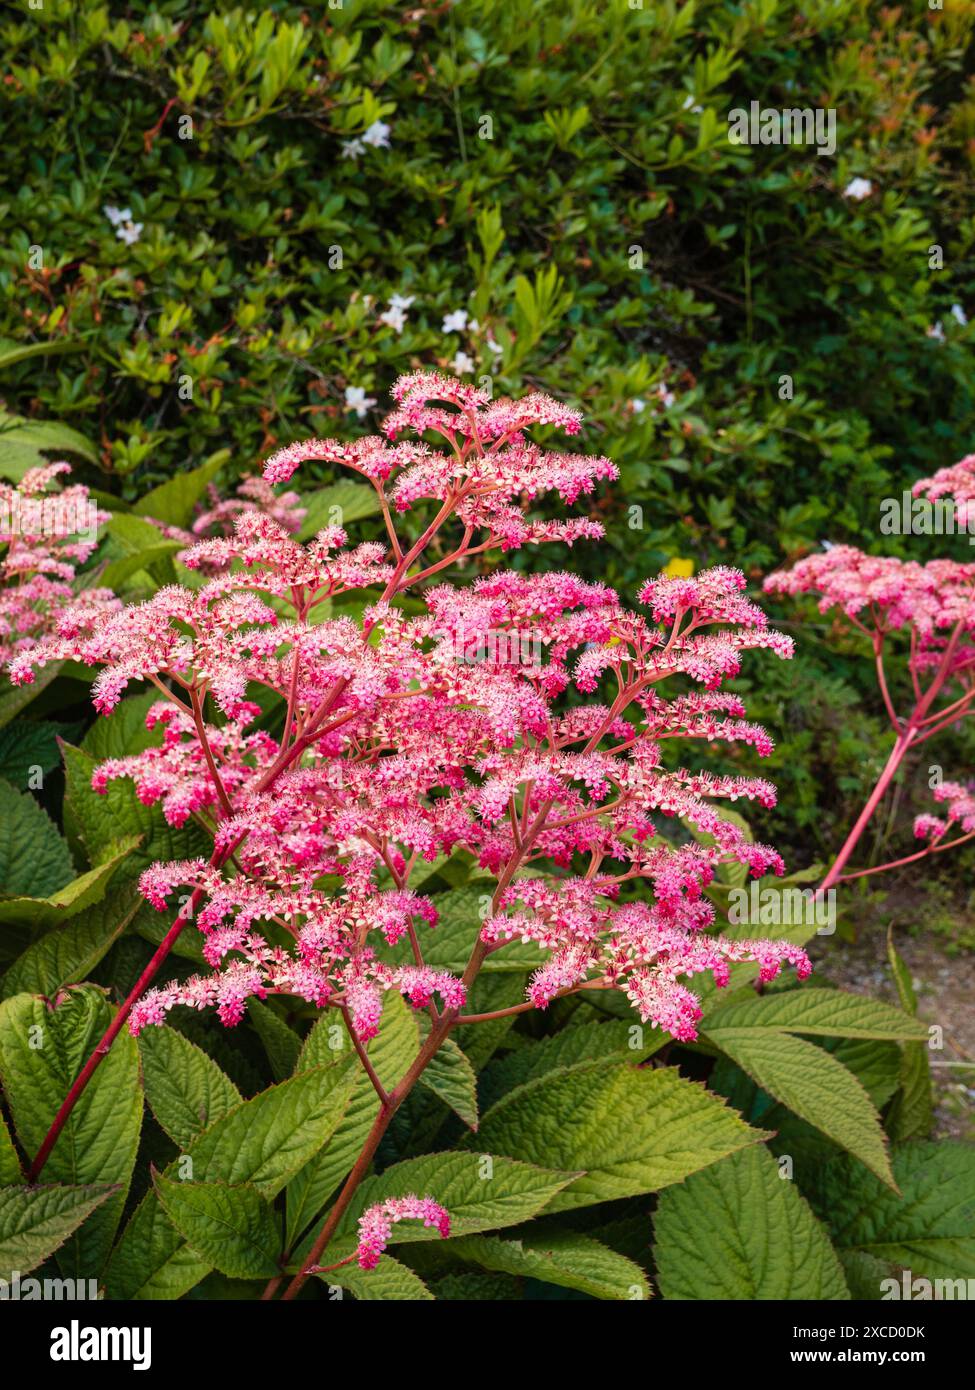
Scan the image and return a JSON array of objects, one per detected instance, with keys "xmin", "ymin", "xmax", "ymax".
[
  {"xmin": 842, "ymin": 177, "xmax": 873, "ymax": 200},
  {"xmin": 344, "ymin": 386, "xmax": 377, "ymax": 418}
]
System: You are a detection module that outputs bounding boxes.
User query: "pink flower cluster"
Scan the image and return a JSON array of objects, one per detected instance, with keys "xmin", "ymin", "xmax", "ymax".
[
  {"xmin": 263, "ymin": 369, "xmax": 613, "ymax": 552},
  {"xmin": 354, "ymin": 1195, "xmax": 450, "ymax": 1270},
  {"xmin": 146, "ymin": 475, "xmax": 306, "ymax": 570},
  {"xmin": 12, "ymin": 375, "xmax": 810, "ymax": 1046},
  {"xmin": 914, "ymin": 780, "xmax": 975, "ymax": 844},
  {"xmin": 913, "ymin": 452, "xmax": 975, "ymax": 531},
  {"xmin": 763, "ymin": 544, "xmax": 975, "ymax": 649},
  {"xmin": 0, "ymin": 463, "xmax": 118, "ymax": 666}
]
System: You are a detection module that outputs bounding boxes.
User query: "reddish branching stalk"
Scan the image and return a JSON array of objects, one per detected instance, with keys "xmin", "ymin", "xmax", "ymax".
[
  {"xmin": 766, "ymin": 456, "xmax": 975, "ymax": 894},
  {"xmin": 14, "ymin": 373, "xmax": 811, "ymax": 1290}
]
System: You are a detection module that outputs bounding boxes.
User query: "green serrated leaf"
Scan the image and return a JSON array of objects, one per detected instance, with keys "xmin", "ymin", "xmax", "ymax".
[
  {"xmin": 0, "ymin": 1106, "xmax": 22, "ymax": 1185},
  {"xmin": 286, "ymin": 993, "xmax": 419, "ymax": 1247},
  {"xmin": 0, "ymin": 836, "xmax": 140, "ymax": 937},
  {"xmin": 0, "ymin": 663, "xmax": 66, "ymax": 732},
  {"xmin": 452, "ymin": 1228, "xmax": 651, "ymax": 1301},
  {"xmin": 703, "ymin": 1028, "xmax": 895, "ymax": 1188},
  {"xmin": 0, "ymin": 719, "xmax": 75, "ymax": 786},
  {"xmin": 0, "ymin": 988, "xmax": 142, "ymax": 1276},
  {"xmin": 654, "ymin": 1146, "xmax": 849, "ymax": 1300},
  {"xmin": 479, "ymin": 1018, "xmax": 659, "ymax": 1110},
  {"xmin": 418, "ymin": 1026, "xmax": 478, "ymax": 1130},
  {"xmin": 153, "ymin": 1174, "xmax": 280, "ymax": 1279},
  {"xmin": 703, "ymin": 989, "xmax": 929, "ymax": 1041},
  {"xmin": 249, "ymin": 1000, "xmax": 302, "ymax": 1081},
  {"xmin": 0, "ymin": 1184, "xmax": 118, "ymax": 1282},
  {"xmin": 107, "ymin": 1063, "xmax": 354, "ymax": 1299},
  {"xmin": 131, "ymin": 453, "xmax": 226, "ymax": 528},
  {"xmin": 328, "ymin": 1151, "xmax": 577, "ymax": 1251},
  {"xmin": 138, "ymin": 1026, "xmax": 242, "ymax": 1150},
  {"xmin": 315, "ymin": 1250, "xmax": 434, "ymax": 1300},
  {"xmin": 382, "ymin": 887, "xmax": 539, "ymax": 975},
  {"xmin": 297, "ymin": 479, "xmax": 382, "ymax": 540},
  {"xmin": 80, "ymin": 690, "xmax": 161, "ymax": 762},
  {"xmin": 1, "ymin": 886, "xmax": 142, "ymax": 998},
  {"xmin": 0, "ymin": 777, "xmax": 73, "ymax": 899},
  {"xmin": 885, "ymin": 931, "xmax": 933, "ymax": 1142},
  {"xmin": 104, "ymin": 1189, "xmax": 211, "ymax": 1302},
  {"xmin": 100, "ymin": 541, "xmax": 184, "ymax": 591},
  {"xmin": 812, "ymin": 1141, "xmax": 975, "ymax": 1286},
  {"xmin": 474, "ymin": 1061, "xmax": 764, "ymax": 1211},
  {"xmin": 61, "ymin": 741, "xmax": 209, "ymax": 880}
]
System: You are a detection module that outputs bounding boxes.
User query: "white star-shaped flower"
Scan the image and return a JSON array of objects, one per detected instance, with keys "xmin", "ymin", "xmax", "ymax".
[
  {"xmin": 379, "ymin": 305, "xmax": 408, "ymax": 333},
  {"xmin": 362, "ymin": 120, "xmax": 391, "ymax": 148},
  {"xmin": 344, "ymin": 386, "xmax": 377, "ymax": 418}
]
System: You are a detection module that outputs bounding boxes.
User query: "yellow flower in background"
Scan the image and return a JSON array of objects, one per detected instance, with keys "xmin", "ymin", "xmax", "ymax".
[{"xmin": 662, "ymin": 556, "xmax": 695, "ymax": 579}]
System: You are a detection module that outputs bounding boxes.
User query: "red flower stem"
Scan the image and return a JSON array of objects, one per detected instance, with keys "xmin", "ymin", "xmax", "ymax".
[
  {"xmin": 27, "ymin": 886, "xmax": 208, "ymax": 1181},
  {"xmin": 819, "ymin": 618, "xmax": 967, "ymax": 895},
  {"xmin": 832, "ymin": 826, "xmax": 975, "ymax": 884},
  {"xmin": 818, "ymin": 729, "xmax": 916, "ymax": 894},
  {"xmin": 276, "ymin": 1008, "xmax": 457, "ymax": 1301},
  {"xmin": 340, "ymin": 1006, "xmax": 389, "ymax": 1106}
]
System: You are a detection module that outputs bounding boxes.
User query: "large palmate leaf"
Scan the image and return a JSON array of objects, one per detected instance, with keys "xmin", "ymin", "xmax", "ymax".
[
  {"xmin": 653, "ymin": 1145, "xmax": 849, "ymax": 1300},
  {"xmin": 0, "ymin": 1184, "xmax": 118, "ymax": 1281},
  {"xmin": 702, "ymin": 1027, "xmax": 895, "ymax": 1188},
  {"xmin": 810, "ymin": 1141, "xmax": 975, "ymax": 1287},
  {"xmin": 0, "ymin": 988, "xmax": 142, "ymax": 1277},
  {"xmin": 0, "ymin": 777, "xmax": 73, "ymax": 899},
  {"xmin": 474, "ymin": 1060, "xmax": 764, "ymax": 1211}
]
